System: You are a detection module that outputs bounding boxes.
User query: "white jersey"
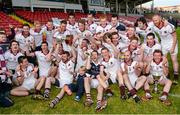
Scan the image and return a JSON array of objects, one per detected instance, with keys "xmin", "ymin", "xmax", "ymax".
[
  {"xmin": 4, "ymin": 50, "xmax": 23, "ymax": 70},
  {"xmin": 121, "ymin": 61, "xmax": 138, "ymax": 87},
  {"xmin": 15, "ymin": 33, "xmax": 34, "ymax": 51},
  {"xmin": 66, "ymin": 23, "xmax": 79, "ymax": 35},
  {"xmin": 150, "ymin": 60, "xmax": 165, "ymax": 77},
  {"xmin": 149, "ymin": 22, "xmax": 178, "ymax": 55},
  {"xmin": 87, "ymin": 22, "xmax": 97, "ymax": 34},
  {"xmin": 136, "ymin": 26, "xmax": 158, "ymax": 43},
  {"xmin": 130, "ymin": 47, "xmax": 142, "ymax": 61},
  {"xmin": 76, "ymin": 46, "xmax": 86, "ymax": 71},
  {"xmin": 35, "ymin": 51, "xmax": 51, "ymax": 77},
  {"xmin": 43, "ymin": 26, "xmax": 56, "ymax": 49},
  {"xmin": 58, "ymin": 60, "xmax": 75, "ymax": 88},
  {"xmin": 149, "ymin": 22, "xmax": 175, "ymax": 44},
  {"xmin": 21, "ymin": 64, "xmax": 36, "ymax": 90},
  {"xmin": 53, "ymin": 30, "xmax": 70, "ymax": 42},
  {"xmin": 101, "ymin": 57, "xmax": 120, "ymax": 83},
  {"xmin": 30, "ymin": 29, "xmax": 44, "ymax": 47},
  {"xmin": 96, "ymin": 24, "xmax": 112, "ymax": 33},
  {"xmin": 75, "ymin": 29, "xmax": 92, "ymax": 46},
  {"xmin": 142, "ymin": 42, "xmax": 161, "ymax": 56}
]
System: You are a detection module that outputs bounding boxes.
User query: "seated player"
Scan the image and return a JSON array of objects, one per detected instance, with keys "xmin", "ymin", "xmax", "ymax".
[
  {"xmin": 49, "ymin": 66, "xmax": 87, "ymax": 108},
  {"xmin": 119, "ymin": 50, "xmax": 146, "ymax": 103},
  {"xmin": 10, "ymin": 56, "xmax": 38, "ymax": 96},
  {"xmin": 43, "ymin": 50, "xmax": 75, "ymax": 99},
  {"xmin": 143, "ymin": 50, "xmax": 172, "ymax": 106},
  {"xmin": 84, "ymin": 50, "xmax": 107, "ymax": 111}
]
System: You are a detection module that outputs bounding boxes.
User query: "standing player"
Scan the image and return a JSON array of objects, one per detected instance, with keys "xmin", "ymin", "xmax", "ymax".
[
  {"xmin": 96, "ymin": 15, "xmax": 112, "ymax": 34},
  {"xmin": 30, "ymin": 21, "xmax": 44, "ymax": 50},
  {"xmin": 86, "ymin": 13, "xmax": 97, "ymax": 34},
  {"xmin": 141, "ymin": 33, "xmax": 161, "ymax": 63},
  {"xmin": 135, "ymin": 17, "xmax": 158, "ymax": 43},
  {"xmin": 15, "ymin": 24, "xmax": 35, "ymax": 53},
  {"xmin": 4, "ymin": 40, "xmax": 24, "ymax": 85},
  {"xmin": 66, "ymin": 12, "xmax": 79, "ymax": 36}
]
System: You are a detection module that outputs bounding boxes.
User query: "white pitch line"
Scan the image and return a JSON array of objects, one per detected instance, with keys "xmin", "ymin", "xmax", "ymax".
[{"xmin": 168, "ymin": 93, "xmax": 180, "ymax": 98}]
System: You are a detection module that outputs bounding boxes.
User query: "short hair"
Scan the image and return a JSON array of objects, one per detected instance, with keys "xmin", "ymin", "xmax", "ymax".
[
  {"xmin": 34, "ymin": 21, "xmax": 41, "ymax": 25},
  {"xmin": 103, "ymin": 32, "xmax": 112, "ymax": 42},
  {"xmin": 111, "ymin": 32, "xmax": 119, "ymax": 37},
  {"xmin": 62, "ymin": 51, "xmax": 70, "ymax": 57},
  {"xmin": 18, "ymin": 56, "xmax": 27, "ymax": 64},
  {"xmin": 9, "ymin": 40, "xmax": 19, "ymax": 49},
  {"xmin": 112, "ymin": 14, "xmax": 118, "ymax": 19},
  {"xmin": 87, "ymin": 13, "xmax": 94, "ymax": 17},
  {"xmin": 61, "ymin": 20, "xmax": 67, "ymax": 25},
  {"xmin": 91, "ymin": 50, "xmax": 98, "ymax": 55},
  {"xmin": 0, "ymin": 32, "xmax": 6, "ymax": 35},
  {"xmin": 130, "ymin": 36, "xmax": 139, "ymax": 42},
  {"xmin": 82, "ymin": 38, "xmax": 90, "ymax": 44},
  {"xmin": 23, "ymin": 24, "xmax": 30, "ymax": 28},
  {"xmin": 136, "ymin": 17, "xmax": 147, "ymax": 24},
  {"xmin": 68, "ymin": 12, "xmax": 75, "ymax": 17},
  {"xmin": 146, "ymin": 32, "xmax": 155, "ymax": 39},
  {"xmin": 101, "ymin": 47, "xmax": 109, "ymax": 52},
  {"xmin": 41, "ymin": 41, "xmax": 48, "ymax": 46},
  {"xmin": 153, "ymin": 49, "xmax": 163, "ymax": 56},
  {"xmin": 78, "ymin": 19, "xmax": 86, "ymax": 25},
  {"xmin": 99, "ymin": 14, "xmax": 107, "ymax": 20}
]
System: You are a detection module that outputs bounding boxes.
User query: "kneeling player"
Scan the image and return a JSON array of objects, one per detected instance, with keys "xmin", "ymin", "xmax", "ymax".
[{"xmin": 143, "ymin": 50, "xmax": 172, "ymax": 105}]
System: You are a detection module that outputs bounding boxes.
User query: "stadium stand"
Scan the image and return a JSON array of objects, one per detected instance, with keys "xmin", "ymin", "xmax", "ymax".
[{"xmin": 0, "ymin": 11, "xmax": 22, "ymax": 34}]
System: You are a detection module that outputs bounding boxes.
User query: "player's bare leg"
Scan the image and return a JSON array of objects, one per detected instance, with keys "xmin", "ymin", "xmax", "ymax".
[{"xmin": 84, "ymin": 77, "xmax": 93, "ymax": 107}]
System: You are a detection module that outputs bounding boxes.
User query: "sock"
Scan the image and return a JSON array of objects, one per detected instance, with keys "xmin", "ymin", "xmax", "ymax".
[
  {"xmin": 35, "ymin": 90, "xmax": 40, "ymax": 94},
  {"xmin": 119, "ymin": 85, "xmax": 125, "ymax": 96},
  {"xmin": 86, "ymin": 93, "xmax": 92, "ymax": 100},
  {"xmin": 162, "ymin": 91, "xmax": 168, "ymax": 96},
  {"xmin": 174, "ymin": 72, "xmax": 179, "ymax": 80},
  {"xmin": 130, "ymin": 88, "xmax": 137, "ymax": 97}
]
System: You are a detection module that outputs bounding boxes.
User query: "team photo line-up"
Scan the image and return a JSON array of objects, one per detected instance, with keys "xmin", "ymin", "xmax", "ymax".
[{"xmin": 0, "ymin": 12, "xmax": 179, "ymax": 111}]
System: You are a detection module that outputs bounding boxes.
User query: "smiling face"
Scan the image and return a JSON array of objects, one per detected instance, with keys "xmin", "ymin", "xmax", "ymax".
[
  {"xmin": 10, "ymin": 41, "xmax": 19, "ymax": 51},
  {"xmin": 152, "ymin": 15, "xmax": 161, "ymax": 27},
  {"xmin": 153, "ymin": 51, "xmax": 162, "ymax": 63},
  {"xmin": 91, "ymin": 51, "xmax": 98, "ymax": 62},
  {"xmin": 130, "ymin": 39, "xmax": 138, "ymax": 50},
  {"xmin": 124, "ymin": 50, "xmax": 132, "ymax": 63}
]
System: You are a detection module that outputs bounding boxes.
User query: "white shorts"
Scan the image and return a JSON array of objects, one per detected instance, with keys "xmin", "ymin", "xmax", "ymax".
[
  {"xmin": 21, "ymin": 77, "xmax": 36, "ymax": 90},
  {"xmin": 128, "ymin": 74, "xmax": 138, "ymax": 87},
  {"xmin": 59, "ymin": 79, "xmax": 73, "ymax": 88},
  {"xmin": 109, "ymin": 73, "xmax": 117, "ymax": 84},
  {"xmin": 149, "ymin": 74, "xmax": 167, "ymax": 82},
  {"xmin": 39, "ymin": 68, "xmax": 50, "ymax": 77},
  {"xmin": 161, "ymin": 42, "xmax": 178, "ymax": 55},
  {"xmin": 90, "ymin": 79, "xmax": 99, "ymax": 88}
]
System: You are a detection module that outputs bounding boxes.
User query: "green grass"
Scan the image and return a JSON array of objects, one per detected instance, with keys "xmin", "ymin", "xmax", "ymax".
[{"xmin": 1, "ymin": 28, "xmax": 180, "ymax": 114}]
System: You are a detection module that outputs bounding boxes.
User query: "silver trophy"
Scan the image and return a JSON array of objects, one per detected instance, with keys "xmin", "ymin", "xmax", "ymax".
[{"xmin": 152, "ymin": 72, "xmax": 161, "ymax": 94}]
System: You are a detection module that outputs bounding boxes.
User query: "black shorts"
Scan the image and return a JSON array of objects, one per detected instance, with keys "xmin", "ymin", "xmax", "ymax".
[
  {"xmin": 54, "ymin": 78, "xmax": 60, "ymax": 87},
  {"xmin": 67, "ymin": 83, "xmax": 78, "ymax": 92}
]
